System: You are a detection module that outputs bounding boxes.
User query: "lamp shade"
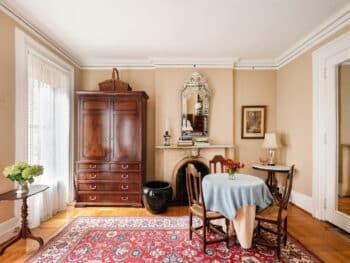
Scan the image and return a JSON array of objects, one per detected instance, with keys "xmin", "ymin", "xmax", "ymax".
[{"xmin": 262, "ymin": 133, "xmax": 278, "ymax": 149}]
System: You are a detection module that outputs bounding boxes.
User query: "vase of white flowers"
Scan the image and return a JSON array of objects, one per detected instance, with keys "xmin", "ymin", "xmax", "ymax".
[{"xmin": 3, "ymin": 162, "xmax": 43, "ymax": 194}]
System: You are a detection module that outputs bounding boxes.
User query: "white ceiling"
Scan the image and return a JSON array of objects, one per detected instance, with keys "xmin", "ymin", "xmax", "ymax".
[{"xmin": 2, "ymin": 0, "xmax": 350, "ymax": 68}]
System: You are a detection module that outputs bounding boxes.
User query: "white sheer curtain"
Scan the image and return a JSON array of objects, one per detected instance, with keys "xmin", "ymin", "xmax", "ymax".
[{"xmin": 27, "ymin": 50, "xmax": 71, "ymax": 228}]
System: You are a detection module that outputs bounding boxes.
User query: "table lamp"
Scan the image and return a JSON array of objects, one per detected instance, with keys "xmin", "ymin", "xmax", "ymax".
[{"xmin": 262, "ymin": 133, "xmax": 278, "ymax": 166}]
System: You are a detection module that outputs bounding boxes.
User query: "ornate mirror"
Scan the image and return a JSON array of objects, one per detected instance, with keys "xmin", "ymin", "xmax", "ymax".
[{"xmin": 181, "ymin": 72, "xmax": 210, "ymax": 137}]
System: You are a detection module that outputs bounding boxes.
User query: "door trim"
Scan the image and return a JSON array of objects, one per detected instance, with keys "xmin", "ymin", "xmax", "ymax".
[{"xmin": 312, "ymin": 29, "xmax": 350, "ymax": 231}]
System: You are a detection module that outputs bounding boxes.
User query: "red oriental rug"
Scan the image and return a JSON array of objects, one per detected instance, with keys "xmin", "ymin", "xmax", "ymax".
[{"xmin": 26, "ymin": 216, "xmax": 322, "ymax": 263}]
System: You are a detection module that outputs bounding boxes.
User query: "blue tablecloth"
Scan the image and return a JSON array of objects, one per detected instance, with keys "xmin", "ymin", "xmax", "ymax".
[{"xmin": 202, "ymin": 173, "xmax": 274, "ymax": 220}]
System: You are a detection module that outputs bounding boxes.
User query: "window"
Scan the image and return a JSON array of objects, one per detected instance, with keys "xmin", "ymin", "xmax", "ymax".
[{"xmin": 16, "ymin": 29, "xmax": 74, "ymax": 227}]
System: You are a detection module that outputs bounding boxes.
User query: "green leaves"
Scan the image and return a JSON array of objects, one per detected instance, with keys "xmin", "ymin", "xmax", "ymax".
[{"xmin": 2, "ymin": 162, "xmax": 43, "ymax": 184}]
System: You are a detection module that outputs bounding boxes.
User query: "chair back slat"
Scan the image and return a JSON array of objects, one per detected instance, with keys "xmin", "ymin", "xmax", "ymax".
[
  {"xmin": 186, "ymin": 163, "xmax": 205, "ymax": 209},
  {"xmin": 278, "ymin": 165, "xmax": 295, "ymax": 219},
  {"xmin": 209, "ymin": 155, "xmax": 226, "ymax": 173}
]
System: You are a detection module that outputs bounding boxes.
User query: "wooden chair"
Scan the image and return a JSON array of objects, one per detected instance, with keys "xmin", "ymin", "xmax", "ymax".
[
  {"xmin": 254, "ymin": 165, "xmax": 295, "ymax": 261},
  {"xmin": 185, "ymin": 163, "xmax": 230, "ymax": 252},
  {"xmin": 209, "ymin": 155, "xmax": 226, "ymax": 173}
]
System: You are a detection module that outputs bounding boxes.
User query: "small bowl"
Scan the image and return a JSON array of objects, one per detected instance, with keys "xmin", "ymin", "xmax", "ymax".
[{"xmin": 259, "ymin": 157, "xmax": 268, "ymax": 165}]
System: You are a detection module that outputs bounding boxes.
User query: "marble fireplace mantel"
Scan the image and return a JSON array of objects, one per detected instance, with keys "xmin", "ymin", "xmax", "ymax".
[{"xmin": 155, "ymin": 144, "xmax": 234, "ymax": 158}]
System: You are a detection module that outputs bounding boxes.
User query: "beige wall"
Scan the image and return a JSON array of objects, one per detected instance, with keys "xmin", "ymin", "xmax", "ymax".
[
  {"xmin": 339, "ymin": 65, "xmax": 350, "ymax": 145},
  {"xmin": 276, "ymin": 24, "xmax": 350, "ymax": 197},
  {"xmin": 0, "ymin": 10, "xmax": 80, "ymax": 224},
  {"xmin": 339, "ymin": 64, "xmax": 350, "ymax": 196},
  {"xmin": 234, "ymin": 70, "xmax": 277, "ymax": 179},
  {"xmin": 80, "ymin": 68, "xmax": 277, "ymax": 182}
]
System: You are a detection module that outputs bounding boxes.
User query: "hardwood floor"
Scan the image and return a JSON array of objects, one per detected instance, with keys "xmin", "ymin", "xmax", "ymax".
[{"xmin": 0, "ymin": 204, "xmax": 349, "ymax": 262}]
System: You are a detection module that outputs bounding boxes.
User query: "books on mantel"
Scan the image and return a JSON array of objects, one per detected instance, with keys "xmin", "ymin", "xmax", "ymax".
[
  {"xmin": 177, "ymin": 136, "xmax": 193, "ymax": 146},
  {"xmin": 194, "ymin": 137, "xmax": 210, "ymax": 146}
]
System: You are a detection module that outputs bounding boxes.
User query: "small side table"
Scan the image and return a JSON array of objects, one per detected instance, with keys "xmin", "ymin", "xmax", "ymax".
[
  {"xmin": 0, "ymin": 184, "xmax": 49, "ymax": 255},
  {"xmin": 252, "ymin": 164, "xmax": 290, "ymax": 196}
]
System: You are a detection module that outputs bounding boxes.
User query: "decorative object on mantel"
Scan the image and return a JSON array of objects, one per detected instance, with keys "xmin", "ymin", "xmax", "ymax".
[
  {"xmin": 98, "ymin": 68, "xmax": 132, "ymax": 91},
  {"xmin": 3, "ymin": 162, "xmax": 43, "ymax": 194},
  {"xmin": 194, "ymin": 136, "xmax": 209, "ymax": 146},
  {"xmin": 163, "ymin": 131, "xmax": 171, "ymax": 146},
  {"xmin": 241, "ymin": 105, "xmax": 266, "ymax": 139},
  {"xmin": 223, "ymin": 159, "xmax": 245, "ymax": 180},
  {"xmin": 262, "ymin": 132, "xmax": 279, "ymax": 166}
]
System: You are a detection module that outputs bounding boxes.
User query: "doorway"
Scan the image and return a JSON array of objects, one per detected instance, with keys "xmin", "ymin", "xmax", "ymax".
[{"xmin": 313, "ymin": 31, "xmax": 350, "ymax": 233}]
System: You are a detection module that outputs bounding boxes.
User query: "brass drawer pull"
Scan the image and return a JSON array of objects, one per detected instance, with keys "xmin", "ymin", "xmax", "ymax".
[
  {"xmin": 121, "ymin": 185, "xmax": 128, "ymax": 190},
  {"xmin": 89, "ymin": 196, "xmax": 97, "ymax": 201},
  {"xmin": 90, "ymin": 185, "xmax": 97, "ymax": 190},
  {"xmin": 90, "ymin": 173, "xmax": 97, "ymax": 179},
  {"xmin": 121, "ymin": 196, "xmax": 128, "ymax": 201},
  {"xmin": 89, "ymin": 164, "xmax": 97, "ymax": 169},
  {"xmin": 121, "ymin": 164, "xmax": 129, "ymax": 170},
  {"xmin": 121, "ymin": 173, "xmax": 128, "ymax": 179}
]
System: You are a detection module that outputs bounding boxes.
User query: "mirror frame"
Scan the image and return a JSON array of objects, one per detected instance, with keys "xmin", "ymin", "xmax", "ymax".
[{"xmin": 181, "ymin": 72, "xmax": 210, "ymax": 137}]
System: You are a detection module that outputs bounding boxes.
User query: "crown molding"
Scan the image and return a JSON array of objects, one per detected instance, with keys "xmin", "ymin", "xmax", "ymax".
[
  {"xmin": 2, "ymin": 1, "xmax": 350, "ymax": 70},
  {"xmin": 276, "ymin": 2, "xmax": 350, "ymax": 69},
  {"xmin": 0, "ymin": 2, "xmax": 81, "ymax": 67},
  {"xmin": 235, "ymin": 59, "xmax": 278, "ymax": 70},
  {"xmin": 151, "ymin": 57, "xmax": 238, "ymax": 69}
]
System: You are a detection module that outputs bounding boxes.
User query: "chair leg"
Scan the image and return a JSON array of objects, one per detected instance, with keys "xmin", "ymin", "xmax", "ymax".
[
  {"xmin": 277, "ymin": 246, "xmax": 281, "ymax": 262},
  {"xmin": 203, "ymin": 219, "xmax": 207, "ymax": 253},
  {"xmin": 277, "ymin": 224, "xmax": 282, "ymax": 261},
  {"xmin": 189, "ymin": 212, "xmax": 193, "ymax": 240},
  {"xmin": 257, "ymin": 220, "xmax": 261, "ymax": 235},
  {"xmin": 283, "ymin": 217, "xmax": 288, "ymax": 246},
  {"xmin": 225, "ymin": 218, "xmax": 230, "ymax": 248}
]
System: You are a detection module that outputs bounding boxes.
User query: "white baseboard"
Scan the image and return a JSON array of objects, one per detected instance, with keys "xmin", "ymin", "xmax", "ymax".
[
  {"xmin": 0, "ymin": 217, "xmax": 20, "ymax": 244},
  {"xmin": 290, "ymin": 190, "xmax": 313, "ymax": 214}
]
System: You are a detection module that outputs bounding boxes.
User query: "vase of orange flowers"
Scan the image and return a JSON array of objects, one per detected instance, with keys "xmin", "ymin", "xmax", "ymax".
[{"xmin": 223, "ymin": 159, "xmax": 245, "ymax": 180}]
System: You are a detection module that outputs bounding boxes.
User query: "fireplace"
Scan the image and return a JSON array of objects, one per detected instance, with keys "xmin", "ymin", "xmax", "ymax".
[
  {"xmin": 154, "ymin": 145, "xmax": 234, "ymax": 205},
  {"xmin": 170, "ymin": 160, "xmax": 209, "ymax": 206}
]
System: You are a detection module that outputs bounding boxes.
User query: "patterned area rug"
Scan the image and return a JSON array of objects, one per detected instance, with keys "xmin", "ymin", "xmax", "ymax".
[{"xmin": 26, "ymin": 216, "xmax": 322, "ymax": 263}]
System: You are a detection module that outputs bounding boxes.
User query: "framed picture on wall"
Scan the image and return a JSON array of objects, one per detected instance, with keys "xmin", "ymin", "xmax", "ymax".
[{"xmin": 241, "ymin": 105, "xmax": 266, "ymax": 139}]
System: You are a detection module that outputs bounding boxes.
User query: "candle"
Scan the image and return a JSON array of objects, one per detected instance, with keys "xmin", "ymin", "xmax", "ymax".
[{"xmin": 165, "ymin": 119, "xmax": 169, "ymax": 132}]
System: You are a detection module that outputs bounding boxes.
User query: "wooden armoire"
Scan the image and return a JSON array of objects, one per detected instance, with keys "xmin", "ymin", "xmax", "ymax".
[{"xmin": 75, "ymin": 91, "xmax": 148, "ymax": 207}]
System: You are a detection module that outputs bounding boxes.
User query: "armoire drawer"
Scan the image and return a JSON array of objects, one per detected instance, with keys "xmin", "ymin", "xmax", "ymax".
[
  {"xmin": 78, "ymin": 193, "xmax": 140, "ymax": 203},
  {"xmin": 77, "ymin": 163, "xmax": 109, "ymax": 171},
  {"xmin": 78, "ymin": 172, "xmax": 140, "ymax": 181},
  {"xmin": 110, "ymin": 163, "xmax": 140, "ymax": 171},
  {"xmin": 77, "ymin": 182, "xmax": 140, "ymax": 192}
]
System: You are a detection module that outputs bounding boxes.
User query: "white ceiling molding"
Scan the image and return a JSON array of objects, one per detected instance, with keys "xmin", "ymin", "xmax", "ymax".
[
  {"xmin": 1, "ymin": 1, "xmax": 350, "ymax": 70},
  {"xmin": 276, "ymin": 2, "xmax": 350, "ymax": 69},
  {"xmin": 235, "ymin": 59, "xmax": 278, "ymax": 70},
  {"xmin": 0, "ymin": 2, "xmax": 80, "ymax": 67},
  {"xmin": 151, "ymin": 57, "xmax": 238, "ymax": 69}
]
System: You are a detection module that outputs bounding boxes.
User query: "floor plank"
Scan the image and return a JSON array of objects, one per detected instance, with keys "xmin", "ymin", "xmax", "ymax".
[{"xmin": 0, "ymin": 204, "xmax": 349, "ymax": 262}]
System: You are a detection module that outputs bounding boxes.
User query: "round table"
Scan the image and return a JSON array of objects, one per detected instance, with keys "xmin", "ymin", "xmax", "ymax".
[
  {"xmin": 252, "ymin": 164, "xmax": 290, "ymax": 196},
  {"xmin": 202, "ymin": 173, "xmax": 274, "ymax": 248}
]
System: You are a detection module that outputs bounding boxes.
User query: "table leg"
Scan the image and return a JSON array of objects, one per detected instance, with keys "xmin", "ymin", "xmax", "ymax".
[
  {"xmin": 0, "ymin": 231, "xmax": 21, "ymax": 255},
  {"xmin": 20, "ymin": 197, "xmax": 44, "ymax": 246},
  {"xmin": 0, "ymin": 197, "xmax": 44, "ymax": 255}
]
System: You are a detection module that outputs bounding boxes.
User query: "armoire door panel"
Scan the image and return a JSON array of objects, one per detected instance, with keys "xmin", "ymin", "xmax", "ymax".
[
  {"xmin": 81, "ymin": 111, "xmax": 110, "ymax": 161},
  {"xmin": 112, "ymin": 112, "xmax": 140, "ymax": 161}
]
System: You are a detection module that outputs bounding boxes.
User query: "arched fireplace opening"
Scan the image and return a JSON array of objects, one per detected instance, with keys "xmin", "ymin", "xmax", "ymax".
[{"xmin": 171, "ymin": 160, "xmax": 209, "ymax": 206}]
